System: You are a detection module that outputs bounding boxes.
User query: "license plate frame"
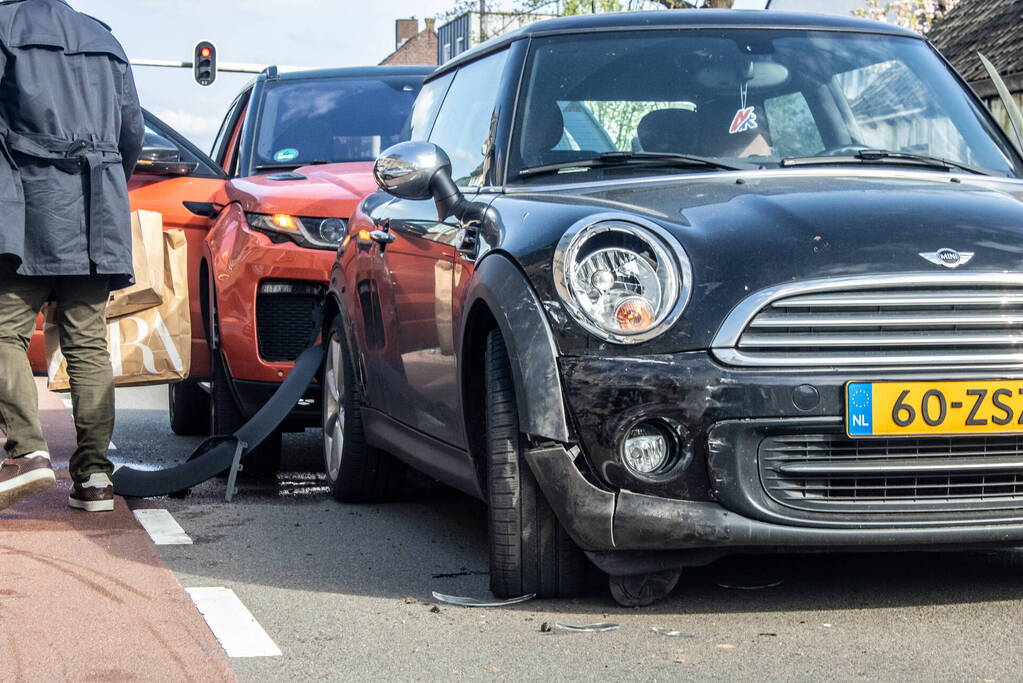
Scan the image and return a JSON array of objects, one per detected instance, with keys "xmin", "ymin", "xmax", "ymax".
[{"xmin": 845, "ymin": 379, "xmax": 1023, "ymax": 439}]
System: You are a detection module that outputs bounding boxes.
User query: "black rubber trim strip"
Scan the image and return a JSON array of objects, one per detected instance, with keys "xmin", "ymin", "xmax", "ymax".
[{"xmin": 111, "ymin": 344, "xmax": 324, "ymax": 497}]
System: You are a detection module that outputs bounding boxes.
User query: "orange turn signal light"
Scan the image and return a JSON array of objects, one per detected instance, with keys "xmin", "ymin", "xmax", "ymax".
[
  {"xmin": 615, "ymin": 297, "xmax": 655, "ymax": 331},
  {"xmin": 270, "ymin": 214, "xmax": 300, "ymax": 231}
]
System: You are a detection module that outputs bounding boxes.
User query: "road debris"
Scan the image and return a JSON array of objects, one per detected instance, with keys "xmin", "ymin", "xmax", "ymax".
[
  {"xmin": 555, "ymin": 622, "xmax": 620, "ymax": 633},
  {"xmin": 757, "ymin": 632, "xmax": 777, "ymax": 637},
  {"xmin": 431, "ymin": 569, "xmax": 488, "ymax": 579},
  {"xmin": 403, "ymin": 596, "xmax": 418, "ymax": 604},
  {"xmin": 431, "ymin": 591, "xmax": 535, "ymax": 607},
  {"xmin": 540, "ymin": 622, "xmax": 553, "ymax": 633},
  {"xmin": 715, "ymin": 578, "xmax": 784, "ymax": 590},
  {"xmin": 715, "ymin": 643, "xmax": 736, "ymax": 650},
  {"xmin": 651, "ymin": 627, "xmax": 695, "ymax": 638},
  {"xmin": 484, "ymin": 666, "xmax": 501, "ymax": 673},
  {"xmin": 429, "ymin": 605, "xmax": 441, "ymax": 613}
]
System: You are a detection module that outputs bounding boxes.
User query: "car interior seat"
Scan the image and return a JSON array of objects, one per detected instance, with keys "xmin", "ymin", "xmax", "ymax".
[
  {"xmin": 636, "ymin": 108, "xmax": 704, "ymax": 156},
  {"xmin": 520, "ymin": 101, "xmax": 597, "ymax": 168}
]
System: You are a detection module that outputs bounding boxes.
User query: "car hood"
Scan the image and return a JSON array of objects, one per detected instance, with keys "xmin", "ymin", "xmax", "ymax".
[
  {"xmin": 227, "ymin": 161, "xmax": 378, "ymax": 217},
  {"xmin": 504, "ymin": 169, "xmax": 1023, "ymax": 351}
]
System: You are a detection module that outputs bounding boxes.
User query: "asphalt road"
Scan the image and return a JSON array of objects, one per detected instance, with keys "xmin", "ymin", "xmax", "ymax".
[{"xmin": 114, "ymin": 384, "xmax": 1023, "ymax": 681}]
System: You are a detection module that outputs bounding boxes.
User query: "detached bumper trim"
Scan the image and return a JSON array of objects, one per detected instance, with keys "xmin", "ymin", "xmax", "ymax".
[{"xmin": 525, "ymin": 445, "xmax": 1023, "ymax": 553}]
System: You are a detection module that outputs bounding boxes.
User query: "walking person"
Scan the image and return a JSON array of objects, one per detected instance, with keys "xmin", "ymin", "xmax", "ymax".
[{"xmin": 0, "ymin": 0, "xmax": 144, "ymax": 512}]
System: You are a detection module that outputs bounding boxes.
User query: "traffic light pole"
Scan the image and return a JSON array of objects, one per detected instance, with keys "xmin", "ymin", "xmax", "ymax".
[{"xmin": 130, "ymin": 59, "xmax": 311, "ymax": 75}]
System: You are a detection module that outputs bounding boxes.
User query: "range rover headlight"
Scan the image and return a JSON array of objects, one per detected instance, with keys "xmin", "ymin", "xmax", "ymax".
[
  {"xmin": 553, "ymin": 216, "xmax": 692, "ymax": 344},
  {"xmin": 246, "ymin": 212, "xmax": 348, "ymax": 250}
]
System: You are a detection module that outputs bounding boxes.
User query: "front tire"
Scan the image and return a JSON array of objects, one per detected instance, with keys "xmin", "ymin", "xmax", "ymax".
[
  {"xmin": 169, "ymin": 378, "xmax": 210, "ymax": 436},
  {"xmin": 484, "ymin": 329, "xmax": 589, "ymax": 599},
  {"xmin": 210, "ymin": 349, "xmax": 282, "ymax": 478},
  {"xmin": 321, "ymin": 317, "xmax": 404, "ymax": 502}
]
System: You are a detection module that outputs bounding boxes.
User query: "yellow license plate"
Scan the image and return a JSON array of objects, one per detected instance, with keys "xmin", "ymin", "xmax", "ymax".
[{"xmin": 846, "ymin": 380, "xmax": 1023, "ymax": 438}]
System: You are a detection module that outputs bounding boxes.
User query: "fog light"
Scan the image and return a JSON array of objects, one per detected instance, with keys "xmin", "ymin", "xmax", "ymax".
[{"xmin": 622, "ymin": 422, "xmax": 672, "ymax": 474}]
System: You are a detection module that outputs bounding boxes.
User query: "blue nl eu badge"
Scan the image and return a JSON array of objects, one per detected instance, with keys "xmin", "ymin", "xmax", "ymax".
[{"xmin": 847, "ymin": 382, "xmax": 873, "ymax": 436}]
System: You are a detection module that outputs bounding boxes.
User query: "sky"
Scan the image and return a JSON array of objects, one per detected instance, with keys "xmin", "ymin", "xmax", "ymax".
[
  {"xmin": 68, "ymin": 0, "xmax": 861, "ymax": 153},
  {"xmin": 70, "ymin": 0, "xmax": 457, "ymax": 152}
]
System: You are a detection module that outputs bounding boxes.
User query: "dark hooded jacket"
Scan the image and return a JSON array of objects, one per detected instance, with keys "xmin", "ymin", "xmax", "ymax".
[{"xmin": 0, "ymin": 0, "xmax": 144, "ymax": 290}]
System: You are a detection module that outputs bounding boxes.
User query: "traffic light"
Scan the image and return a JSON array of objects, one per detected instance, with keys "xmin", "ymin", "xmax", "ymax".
[{"xmin": 193, "ymin": 40, "xmax": 216, "ymax": 86}]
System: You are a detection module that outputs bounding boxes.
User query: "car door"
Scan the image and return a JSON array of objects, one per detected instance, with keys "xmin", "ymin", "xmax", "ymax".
[
  {"xmin": 28, "ymin": 109, "xmax": 228, "ymax": 376},
  {"xmin": 364, "ymin": 50, "xmax": 509, "ymax": 447},
  {"xmin": 365, "ymin": 197, "xmax": 462, "ymax": 440}
]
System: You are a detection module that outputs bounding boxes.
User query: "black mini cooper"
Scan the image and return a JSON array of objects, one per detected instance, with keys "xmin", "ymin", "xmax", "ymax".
[{"xmin": 321, "ymin": 11, "xmax": 1023, "ymax": 605}]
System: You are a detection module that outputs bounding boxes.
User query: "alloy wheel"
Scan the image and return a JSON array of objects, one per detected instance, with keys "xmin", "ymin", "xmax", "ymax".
[{"xmin": 322, "ymin": 333, "xmax": 346, "ymax": 480}]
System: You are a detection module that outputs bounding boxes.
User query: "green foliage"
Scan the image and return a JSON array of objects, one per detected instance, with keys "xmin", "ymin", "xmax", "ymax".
[{"xmin": 439, "ymin": 0, "xmax": 725, "ymax": 19}]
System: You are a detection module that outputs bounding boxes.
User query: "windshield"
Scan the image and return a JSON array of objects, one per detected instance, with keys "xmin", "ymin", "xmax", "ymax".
[
  {"xmin": 510, "ymin": 30, "xmax": 1019, "ymax": 182},
  {"xmin": 254, "ymin": 75, "xmax": 423, "ymax": 170}
]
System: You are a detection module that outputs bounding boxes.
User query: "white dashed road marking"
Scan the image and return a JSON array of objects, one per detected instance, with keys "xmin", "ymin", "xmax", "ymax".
[
  {"xmin": 186, "ymin": 587, "xmax": 283, "ymax": 657},
  {"xmin": 133, "ymin": 508, "xmax": 193, "ymax": 545}
]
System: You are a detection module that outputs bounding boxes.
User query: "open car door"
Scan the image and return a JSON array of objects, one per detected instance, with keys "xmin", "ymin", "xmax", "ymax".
[{"xmin": 28, "ymin": 109, "xmax": 228, "ymax": 378}]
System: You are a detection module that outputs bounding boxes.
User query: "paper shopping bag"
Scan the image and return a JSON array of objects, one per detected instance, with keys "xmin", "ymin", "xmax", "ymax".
[
  {"xmin": 46, "ymin": 229, "xmax": 191, "ymax": 390},
  {"xmin": 105, "ymin": 209, "xmax": 166, "ymax": 318}
]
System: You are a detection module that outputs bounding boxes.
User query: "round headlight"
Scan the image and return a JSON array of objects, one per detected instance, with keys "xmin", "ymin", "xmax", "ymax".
[
  {"xmin": 317, "ymin": 218, "xmax": 348, "ymax": 245},
  {"xmin": 553, "ymin": 216, "xmax": 692, "ymax": 344}
]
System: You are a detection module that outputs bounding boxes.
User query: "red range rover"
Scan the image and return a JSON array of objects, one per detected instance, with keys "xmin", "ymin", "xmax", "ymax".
[{"xmin": 30, "ymin": 65, "xmax": 431, "ymax": 475}]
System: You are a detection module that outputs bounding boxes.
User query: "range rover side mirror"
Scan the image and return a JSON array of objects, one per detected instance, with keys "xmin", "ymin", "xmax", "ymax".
[
  {"xmin": 135, "ymin": 130, "xmax": 198, "ymax": 177},
  {"xmin": 374, "ymin": 141, "xmax": 464, "ymax": 220}
]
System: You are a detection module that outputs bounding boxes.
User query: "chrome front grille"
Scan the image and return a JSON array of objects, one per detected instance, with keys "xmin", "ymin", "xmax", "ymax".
[
  {"xmin": 760, "ymin": 433, "xmax": 1023, "ymax": 513},
  {"xmin": 712, "ymin": 274, "xmax": 1023, "ymax": 367}
]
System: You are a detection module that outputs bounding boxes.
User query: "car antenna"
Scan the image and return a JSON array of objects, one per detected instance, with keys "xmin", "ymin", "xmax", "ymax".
[{"xmin": 263, "ymin": 65, "xmax": 279, "ymax": 80}]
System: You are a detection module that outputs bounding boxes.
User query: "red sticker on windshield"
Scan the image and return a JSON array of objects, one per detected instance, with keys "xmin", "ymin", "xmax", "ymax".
[{"xmin": 729, "ymin": 106, "xmax": 758, "ymax": 134}]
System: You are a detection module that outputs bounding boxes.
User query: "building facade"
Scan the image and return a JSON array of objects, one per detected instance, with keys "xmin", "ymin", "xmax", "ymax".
[
  {"xmin": 929, "ymin": 0, "xmax": 1023, "ymax": 137},
  {"xmin": 436, "ymin": 10, "xmax": 557, "ymax": 63}
]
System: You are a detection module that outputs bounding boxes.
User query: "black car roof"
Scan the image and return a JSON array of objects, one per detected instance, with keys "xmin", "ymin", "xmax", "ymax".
[
  {"xmin": 434, "ymin": 9, "xmax": 920, "ymax": 77},
  {"xmin": 270, "ymin": 65, "xmax": 435, "ymax": 82}
]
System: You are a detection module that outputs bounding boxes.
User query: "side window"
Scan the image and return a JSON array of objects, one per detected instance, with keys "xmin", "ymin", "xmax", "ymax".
[
  {"xmin": 763, "ymin": 92, "xmax": 824, "ymax": 158},
  {"xmin": 211, "ymin": 95, "xmax": 242, "ymax": 164},
  {"xmin": 223, "ymin": 100, "xmax": 249, "ymax": 177},
  {"xmin": 409, "ymin": 72, "xmax": 454, "ymax": 142},
  {"xmin": 428, "ymin": 50, "xmax": 510, "ymax": 186},
  {"xmin": 139, "ymin": 118, "xmax": 223, "ymax": 178},
  {"xmin": 211, "ymin": 90, "xmax": 250, "ymax": 171}
]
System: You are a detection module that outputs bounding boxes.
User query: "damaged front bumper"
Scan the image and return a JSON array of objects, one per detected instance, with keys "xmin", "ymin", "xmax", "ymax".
[{"xmin": 525, "ymin": 445, "xmax": 1023, "ymax": 576}]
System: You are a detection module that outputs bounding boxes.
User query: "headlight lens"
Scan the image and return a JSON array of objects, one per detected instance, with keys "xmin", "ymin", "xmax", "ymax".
[
  {"xmin": 245, "ymin": 212, "xmax": 348, "ymax": 250},
  {"xmin": 554, "ymin": 218, "xmax": 692, "ymax": 343}
]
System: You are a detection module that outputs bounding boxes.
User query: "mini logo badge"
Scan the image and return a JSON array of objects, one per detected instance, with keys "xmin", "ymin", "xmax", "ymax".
[{"xmin": 919, "ymin": 248, "xmax": 974, "ymax": 269}]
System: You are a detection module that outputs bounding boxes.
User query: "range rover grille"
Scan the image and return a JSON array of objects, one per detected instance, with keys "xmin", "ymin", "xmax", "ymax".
[
  {"xmin": 760, "ymin": 433, "xmax": 1023, "ymax": 513},
  {"xmin": 714, "ymin": 277, "xmax": 1023, "ymax": 367},
  {"xmin": 256, "ymin": 280, "xmax": 325, "ymax": 362}
]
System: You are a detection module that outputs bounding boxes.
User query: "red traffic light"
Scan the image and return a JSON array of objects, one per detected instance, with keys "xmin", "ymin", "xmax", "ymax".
[{"xmin": 193, "ymin": 41, "xmax": 217, "ymax": 86}]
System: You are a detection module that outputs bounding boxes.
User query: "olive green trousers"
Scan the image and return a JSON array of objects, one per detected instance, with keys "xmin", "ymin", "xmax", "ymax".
[{"xmin": 0, "ymin": 268, "xmax": 114, "ymax": 482}]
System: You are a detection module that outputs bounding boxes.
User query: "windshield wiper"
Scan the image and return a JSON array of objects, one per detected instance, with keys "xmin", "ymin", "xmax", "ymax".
[
  {"xmin": 254, "ymin": 160, "xmax": 332, "ymax": 171},
  {"xmin": 518, "ymin": 151, "xmax": 749, "ymax": 178},
  {"xmin": 781, "ymin": 149, "xmax": 994, "ymax": 176}
]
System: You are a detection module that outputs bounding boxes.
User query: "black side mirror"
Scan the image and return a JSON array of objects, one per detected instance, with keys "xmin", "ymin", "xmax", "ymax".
[
  {"xmin": 373, "ymin": 141, "xmax": 465, "ymax": 220},
  {"xmin": 135, "ymin": 130, "xmax": 198, "ymax": 177}
]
